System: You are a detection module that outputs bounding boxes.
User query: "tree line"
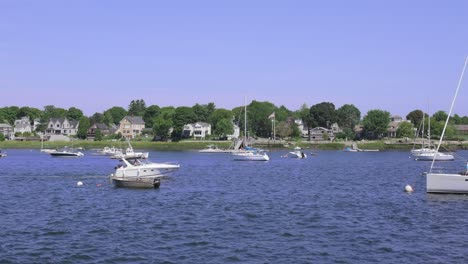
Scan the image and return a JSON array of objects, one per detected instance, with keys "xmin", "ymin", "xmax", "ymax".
[{"xmin": 1, "ymin": 100, "xmax": 467, "ymax": 141}]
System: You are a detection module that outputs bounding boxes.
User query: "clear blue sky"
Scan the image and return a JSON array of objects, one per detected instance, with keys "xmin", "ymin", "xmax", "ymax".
[{"xmin": 1, "ymin": 0, "xmax": 467, "ymax": 117}]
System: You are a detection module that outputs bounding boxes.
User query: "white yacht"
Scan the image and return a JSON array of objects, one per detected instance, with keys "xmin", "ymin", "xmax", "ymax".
[
  {"xmin": 110, "ymin": 158, "xmax": 180, "ymax": 188},
  {"xmin": 50, "ymin": 147, "xmax": 84, "ymax": 157},
  {"xmin": 110, "ymin": 141, "xmax": 149, "ymax": 159}
]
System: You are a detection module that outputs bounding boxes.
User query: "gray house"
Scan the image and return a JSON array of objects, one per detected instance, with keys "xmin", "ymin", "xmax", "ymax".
[{"xmin": 45, "ymin": 118, "xmax": 79, "ymax": 136}]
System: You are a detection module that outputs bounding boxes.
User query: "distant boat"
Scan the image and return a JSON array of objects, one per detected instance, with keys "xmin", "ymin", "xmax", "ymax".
[
  {"xmin": 411, "ymin": 111, "xmax": 453, "ymax": 161},
  {"xmin": 426, "ymin": 57, "xmax": 468, "ymax": 194},
  {"xmin": 288, "ymin": 147, "xmax": 307, "ymax": 158},
  {"xmin": 232, "ymin": 98, "xmax": 270, "ymax": 161},
  {"xmin": 110, "ymin": 140, "xmax": 149, "ymax": 159},
  {"xmin": 40, "ymin": 135, "xmax": 56, "ymax": 153},
  {"xmin": 97, "ymin": 146, "xmax": 123, "ymax": 156},
  {"xmin": 50, "ymin": 147, "xmax": 84, "ymax": 157},
  {"xmin": 0, "ymin": 149, "xmax": 7, "ymax": 158}
]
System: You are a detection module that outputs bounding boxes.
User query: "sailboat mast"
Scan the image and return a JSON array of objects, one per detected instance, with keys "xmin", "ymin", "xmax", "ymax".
[
  {"xmin": 244, "ymin": 97, "xmax": 247, "ymax": 146},
  {"xmin": 430, "ymin": 56, "xmax": 468, "ymax": 170}
]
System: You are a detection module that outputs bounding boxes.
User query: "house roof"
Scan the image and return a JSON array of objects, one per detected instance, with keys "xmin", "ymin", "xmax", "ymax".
[
  {"xmin": 122, "ymin": 116, "xmax": 145, "ymax": 124},
  {"xmin": 0, "ymin": 123, "xmax": 12, "ymax": 128},
  {"xmin": 455, "ymin": 125, "xmax": 468, "ymax": 131}
]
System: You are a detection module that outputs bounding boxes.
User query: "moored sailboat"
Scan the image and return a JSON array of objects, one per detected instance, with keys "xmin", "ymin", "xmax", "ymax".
[{"xmin": 426, "ymin": 57, "xmax": 468, "ymax": 193}]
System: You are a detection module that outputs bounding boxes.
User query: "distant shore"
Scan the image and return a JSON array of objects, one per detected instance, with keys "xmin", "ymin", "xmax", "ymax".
[{"xmin": 1, "ymin": 139, "xmax": 466, "ymax": 151}]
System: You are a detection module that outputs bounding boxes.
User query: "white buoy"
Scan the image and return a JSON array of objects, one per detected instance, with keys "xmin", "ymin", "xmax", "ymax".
[
  {"xmin": 77, "ymin": 181, "xmax": 84, "ymax": 187},
  {"xmin": 405, "ymin": 184, "xmax": 414, "ymax": 193}
]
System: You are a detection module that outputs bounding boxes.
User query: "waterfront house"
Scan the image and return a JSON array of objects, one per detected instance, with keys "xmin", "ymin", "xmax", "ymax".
[
  {"xmin": 387, "ymin": 115, "xmax": 410, "ymax": 138},
  {"xmin": 0, "ymin": 123, "xmax": 13, "ymax": 139},
  {"xmin": 455, "ymin": 125, "xmax": 468, "ymax": 135},
  {"xmin": 45, "ymin": 118, "xmax": 79, "ymax": 136},
  {"xmin": 14, "ymin": 117, "xmax": 40, "ymax": 134},
  {"xmin": 87, "ymin": 123, "xmax": 118, "ymax": 140},
  {"xmin": 116, "ymin": 116, "xmax": 145, "ymax": 139},
  {"xmin": 183, "ymin": 122, "xmax": 211, "ymax": 140}
]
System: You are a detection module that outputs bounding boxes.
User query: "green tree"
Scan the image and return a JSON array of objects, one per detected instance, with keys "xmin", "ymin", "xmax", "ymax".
[
  {"xmin": 17, "ymin": 107, "xmax": 42, "ymax": 121},
  {"xmin": 128, "ymin": 99, "xmax": 146, "ymax": 116},
  {"xmin": 299, "ymin": 103, "xmax": 314, "ymax": 141},
  {"xmin": 210, "ymin": 109, "xmax": 233, "ymax": 132},
  {"xmin": 104, "ymin": 106, "xmax": 127, "ymax": 125},
  {"xmin": 276, "ymin": 121, "xmax": 292, "ymax": 139},
  {"xmin": 153, "ymin": 117, "xmax": 173, "ymax": 141},
  {"xmin": 90, "ymin": 113, "xmax": 104, "ymax": 125},
  {"xmin": 336, "ymin": 104, "xmax": 360, "ymax": 130},
  {"xmin": 406, "ymin": 110, "xmax": 424, "ymax": 127},
  {"xmin": 362, "ymin": 109, "xmax": 391, "ymax": 139},
  {"xmin": 43, "ymin": 105, "xmax": 67, "ymax": 120},
  {"xmin": 335, "ymin": 127, "xmax": 356, "ymax": 140},
  {"xmin": 396, "ymin": 122, "xmax": 414, "ymax": 138},
  {"xmin": 67, "ymin": 107, "xmax": 83, "ymax": 121},
  {"xmin": 103, "ymin": 111, "xmax": 114, "ymax": 125},
  {"xmin": 0, "ymin": 133, "xmax": 4, "ymax": 141},
  {"xmin": 95, "ymin": 128, "xmax": 103, "ymax": 141},
  {"xmin": 433, "ymin": 111, "xmax": 448, "ymax": 122},
  {"xmin": 192, "ymin": 103, "xmax": 210, "ymax": 122},
  {"xmin": 0, "ymin": 106, "xmax": 20, "ymax": 124},
  {"xmin": 143, "ymin": 105, "xmax": 161, "ymax": 128},
  {"xmin": 160, "ymin": 106, "xmax": 176, "ymax": 120},
  {"xmin": 245, "ymin": 101, "xmax": 276, "ymax": 137},
  {"xmin": 214, "ymin": 118, "xmax": 234, "ymax": 138},
  {"xmin": 310, "ymin": 102, "xmax": 337, "ymax": 128},
  {"xmin": 172, "ymin": 107, "xmax": 197, "ymax": 139},
  {"xmin": 77, "ymin": 116, "xmax": 90, "ymax": 139}
]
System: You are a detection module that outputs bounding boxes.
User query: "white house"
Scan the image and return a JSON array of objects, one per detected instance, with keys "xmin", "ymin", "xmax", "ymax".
[
  {"xmin": 0, "ymin": 123, "xmax": 13, "ymax": 139},
  {"xmin": 14, "ymin": 117, "xmax": 40, "ymax": 134},
  {"xmin": 227, "ymin": 123, "xmax": 240, "ymax": 140},
  {"xmin": 45, "ymin": 118, "xmax": 79, "ymax": 136},
  {"xmin": 183, "ymin": 122, "xmax": 211, "ymax": 139}
]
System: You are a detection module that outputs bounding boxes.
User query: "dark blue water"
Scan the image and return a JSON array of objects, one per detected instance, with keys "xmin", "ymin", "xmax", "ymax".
[{"xmin": 1, "ymin": 149, "xmax": 468, "ymax": 263}]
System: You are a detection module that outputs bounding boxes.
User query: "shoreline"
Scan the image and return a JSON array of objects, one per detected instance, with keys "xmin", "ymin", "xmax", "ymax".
[{"xmin": 0, "ymin": 140, "xmax": 465, "ymax": 151}]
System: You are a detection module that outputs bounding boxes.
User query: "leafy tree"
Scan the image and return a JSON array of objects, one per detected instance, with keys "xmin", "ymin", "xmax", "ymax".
[
  {"xmin": 143, "ymin": 105, "xmax": 161, "ymax": 128},
  {"xmin": 396, "ymin": 122, "xmax": 414, "ymax": 138},
  {"xmin": 276, "ymin": 121, "xmax": 292, "ymax": 139},
  {"xmin": 67, "ymin": 107, "xmax": 83, "ymax": 121},
  {"xmin": 18, "ymin": 107, "xmax": 42, "ymax": 121},
  {"xmin": 335, "ymin": 127, "xmax": 356, "ymax": 140},
  {"xmin": 406, "ymin": 110, "xmax": 424, "ymax": 127},
  {"xmin": 275, "ymin": 105, "xmax": 292, "ymax": 122},
  {"xmin": 0, "ymin": 133, "xmax": 4, "ymax": 141},
  {"xmin": 0, "ymin": 106, "xmax": 20, "ymax": 124},
  {"xmin": 362, "ymin": 109, "xmax": 391, "ymax": 139},
  {"xmin": 461, "ymin": 116, "xmax": 468, "ymax": 124},
  {"xmin": 432, "ymin": 111, "xmax": 448, "ymax": 122},
  {"xmin": 103, "ymin": 111, "xmax": 114, "ymax": 125},
  {"xmin": 336, "ymin": 104, "xmax": 360, "ymax": 130},
  {"xmin": 90, "ymin": 113, "xmax": 104, "ymax": 125},
  {"xmin": 192, "ymin": 103, "xmax": 210, "ymax": 122},
  {"xmin": 210, "ymin": 109, "xmax": 233, "ymax": 132},
  {"xmin": 299, "ymin": 103, "xmax": 314, "ymax": 141},
  {"xmin": 310, "ymin": 102, "xmax": 337, "ymax": 128},
  {"xmin": 43, "ymin": 105, "xmax": 67, "ymax": 120},
  {"xmin": 291, "ymin": 123, "xmax": 301, "ymax": 138},
  {"xmin": 128, "ymin": 99, "xmax": 146, "ymax": 116},
  {"xmin": 153, "ymin": 117, "xmax": 173, "ymax": 141},
  {"xmin": 104, "ymin": 106, "xmax": 127, "ymax": 125},
  {"xmin": 160, "ymin": 106, "xmax": 176, "ymax": 120},
  {"xmin": 430, "ymin": 118, "xmax": 457, "ymax": 139},
  {"xmin": 95, "ymin": 128, "xmax": 103, "ymax": 141},
  {"xmin": 245, "ymin": 101, "xmax": 276, "ymax": 137},
  {"xmin": 452, "ymin": 114, "xmax": 462, "ymax": 125},
  {"xmin": 206, "ymin": 102, "xmax": 216, "ymax": 118},
  {"xmin": 172, "ymin": 107, "xmax": 197, "ymax": 139},
  {"xmin": 77, "ymin": 116, "xmax": 90, "ymax": 139},
  {"xmin": 214, "ymin": 118, "xmax": 234, "ymax": 137}
]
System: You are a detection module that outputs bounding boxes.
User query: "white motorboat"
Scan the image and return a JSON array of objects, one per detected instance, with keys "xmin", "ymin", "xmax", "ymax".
[
  {"xmin": 0, "ymin": 149, "xmax": 7, "ymax": 158},
  {"xmin": 289, "ymin": 150, "xmax": 307, "ymax": 159},
  {"xmin": 50, "ymin": 148, "xmax": 84, "ymax": 157},
  {"xmin": 110, "ymin": 158, "xmax": 180, "ymax": 187},
  {"xmin": 232, "ymin": 150, "xmax": 270, "ymax": 161},
  {"xmin": 97, "ymin": 146, "xmax": 123, "ymax": 156},
  {"xmin": 110, "ymin": 141, "xmax": 149, "ymax": 159},
  {"xmin": 426, "ymin": 56, "xmax": 468, "ymax": 194}
]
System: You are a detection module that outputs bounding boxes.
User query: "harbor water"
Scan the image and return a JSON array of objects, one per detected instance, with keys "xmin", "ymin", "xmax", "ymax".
[{"xmin": 1, "ymin": 149, "xmax": 468, "ymax": 263}]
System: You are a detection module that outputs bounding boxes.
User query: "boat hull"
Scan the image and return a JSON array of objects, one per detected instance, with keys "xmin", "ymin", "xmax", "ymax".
[
  {"xmin": 232, "ymin": 152, "xmax": 269, "ymax": 161},
  {"xmin": 413, "ymin": 153, "xmax": 454, "ymax": 161},
  {"xmin": 427, "ymin": 173, "xmax": 468, "ymax": 193},
  {"xmin": 50, "ymin": 152, "xmax": 84, "ymax": 157},
  {"xmin": 111, "ymin": 177, "xmax": 161, "ymax": 188}
]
